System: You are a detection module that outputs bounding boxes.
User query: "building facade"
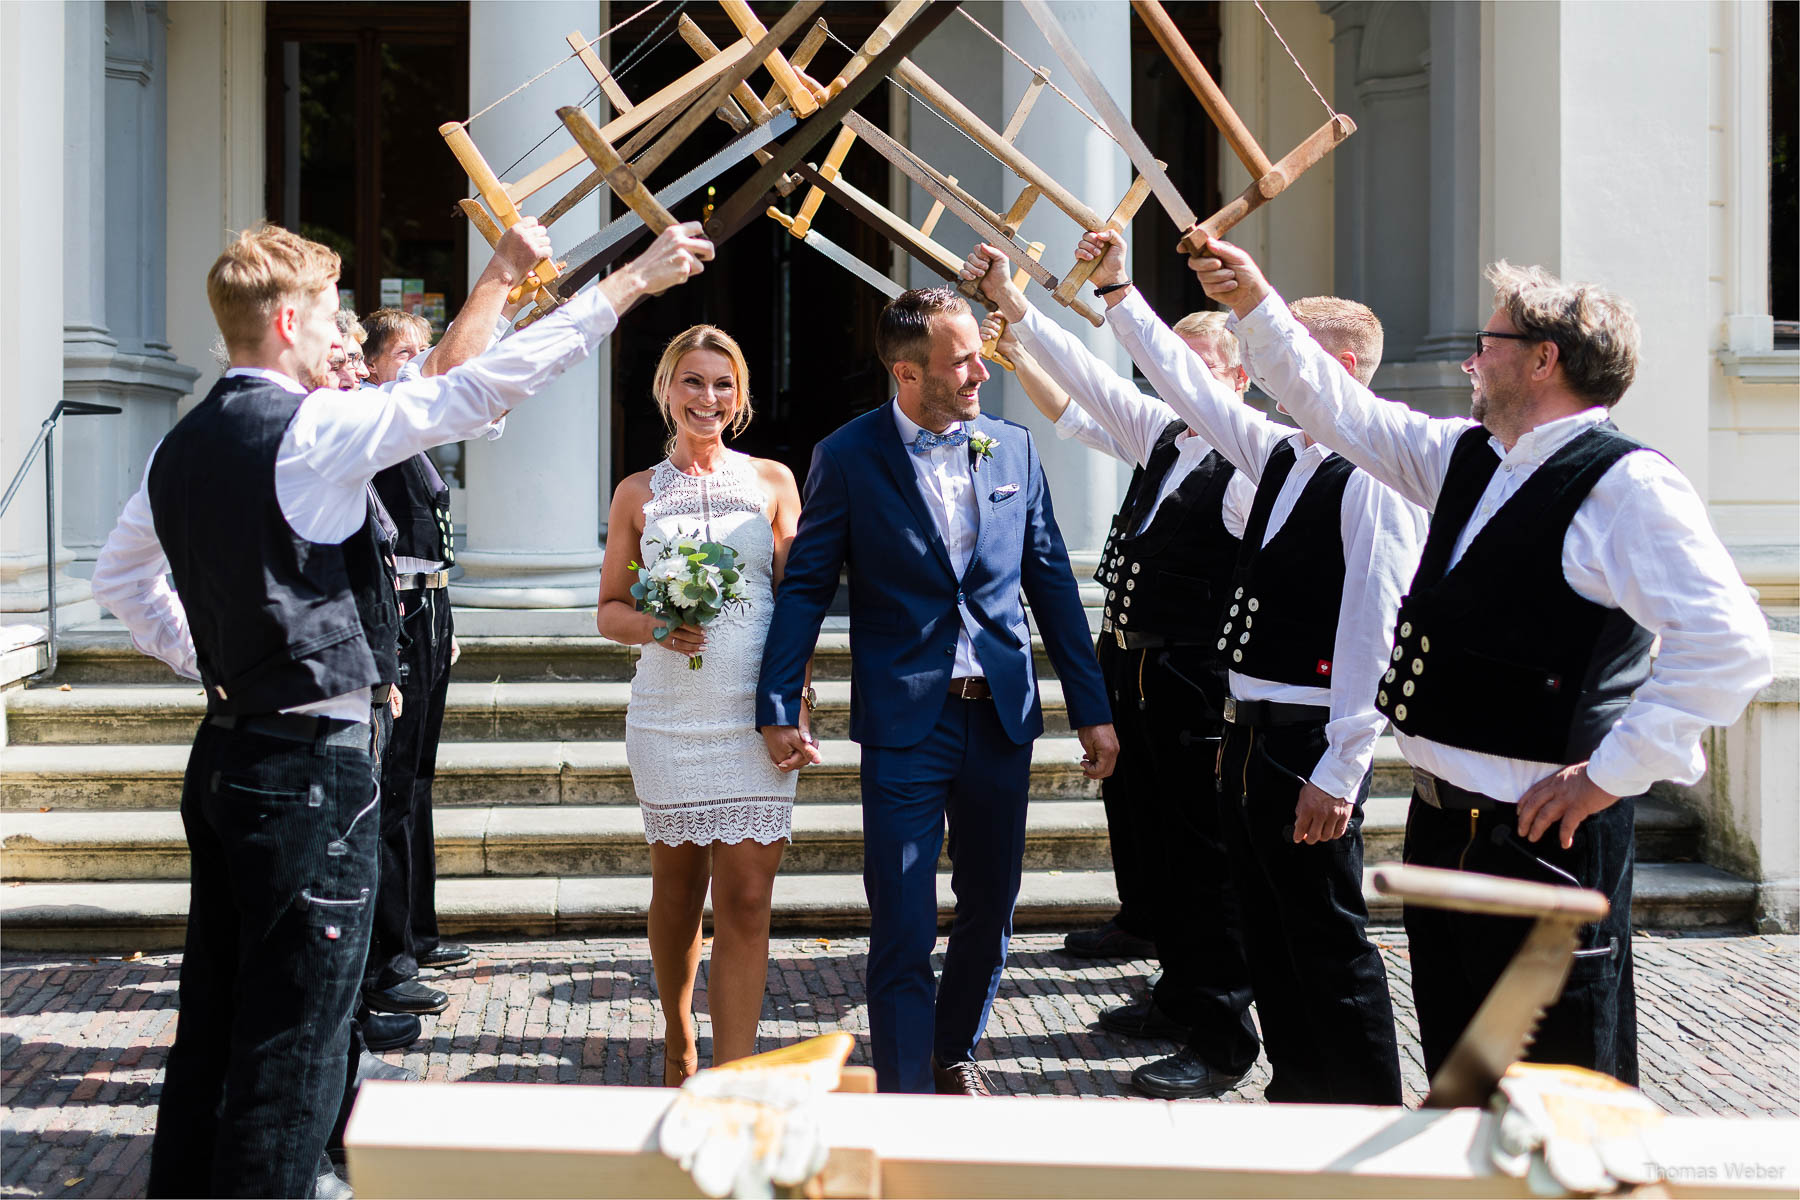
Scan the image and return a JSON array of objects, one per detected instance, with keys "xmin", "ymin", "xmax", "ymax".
[{"xmin": 2, "ymin": 0, "xmax": 1794, "ymax": 626}]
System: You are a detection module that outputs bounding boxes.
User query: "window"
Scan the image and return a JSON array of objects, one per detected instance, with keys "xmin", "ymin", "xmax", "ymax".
[
  {"xmin": 1771, "ymin": 0, "xmax": 1796, "ymax": 335},
  {"xmin": 265, "ymin": 4, "xmax": 470, "ymax": 322}
]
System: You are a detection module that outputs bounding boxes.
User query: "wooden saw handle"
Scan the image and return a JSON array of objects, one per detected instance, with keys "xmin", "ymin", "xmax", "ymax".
[{"xmin": 1372, "ymin": 864, "xmax": 1610, "ymax": 921}]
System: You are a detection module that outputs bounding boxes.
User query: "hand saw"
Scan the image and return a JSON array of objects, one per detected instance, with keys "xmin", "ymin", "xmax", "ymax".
[
  {"xmin": 1372, "ymin": 863, "xmax": 1611, "ymax": 1110},
  {"xmin": 768, "ymin": 208, "xmax": 1018, "ymax": 372}
]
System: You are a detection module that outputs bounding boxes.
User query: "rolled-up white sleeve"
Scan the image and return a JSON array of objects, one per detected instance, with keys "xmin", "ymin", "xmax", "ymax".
[
  {"xmin": 1052, "ymin": 402, "xmax": 1133, "ymax": 460},
  {"xmin": 1107, "ymin": 288, "xmax": 1285, "ymax": 482},
  {"xmin": 91, "ymin": 452, "xmax": 199, "ymax": 681},
  {"xmin": 302, "ymin": 284, "xmax": 618, "ymax": 489},
  {"xmin": 1232, "ymin": 291, "xmax": 1468, "ymax": 511},
  {"xmin": 1310, "ymin": 471, "xmax": 1428, "ymax": 798},
  {"xmin": 1574, "ymin": 454, "xmax": 1775, "ymax": 797}
]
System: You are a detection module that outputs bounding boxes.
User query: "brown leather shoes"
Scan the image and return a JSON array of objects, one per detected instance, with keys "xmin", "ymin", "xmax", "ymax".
[{"xmin": 931, "ymin": 1056, "xmax": 994, "ymax": 1096}]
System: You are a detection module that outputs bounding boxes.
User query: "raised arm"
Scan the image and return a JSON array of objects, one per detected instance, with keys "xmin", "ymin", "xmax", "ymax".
[
  {"xmin": 979, "ymin": 312, "xmax": 1133, "ymax": 462},
  {"xmin": 964, "ymin": 244, "xmax": 1179, "ymax": 469},
  {"xmin": 1073, "ymin": 231, "xmax": 1286, "ymax": 483},
  {"xmin": 422, "ymin": 221, "xmax": 551, "ymax": 377},
  {"xmin": 300, "ymin": 223, "xmax": 716, "ymax": 488},
  {"xmin": 1194, "ymin": 238, "xmax": 1469, "ymax": 511}
]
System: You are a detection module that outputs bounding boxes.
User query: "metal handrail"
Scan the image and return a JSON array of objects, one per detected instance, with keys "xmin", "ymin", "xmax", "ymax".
[{"xmin": 1, "ymin": 400, "xmax": 122, "ymax": 677}]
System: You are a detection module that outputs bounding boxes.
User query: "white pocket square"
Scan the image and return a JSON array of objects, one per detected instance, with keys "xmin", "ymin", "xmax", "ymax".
[{"xmin": 990, "ymin": 483, "xmax": 1020, "ymax": 502}]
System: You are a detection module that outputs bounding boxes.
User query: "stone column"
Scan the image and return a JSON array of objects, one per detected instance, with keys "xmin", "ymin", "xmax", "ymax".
[
  {"xmin": 1483, "ymin": 1, "xmax": 1712, "ymax": 491},
  {"xmin": 901, "ymin": 0, "xmax": 1130, "ymax": 553},
  {"xmin": 453, "ymin": 0, "xmax": 608, "ymax": 611},
  {"xmin": 164, "ymin": 0, "xmax": 265, "ymax": 411},
  {"xmin": 62, "ymin": 0, "xmax": 198, "ymax": 571},
  {"xmin": 0, "ymin": 2, "xmax": 91, "ymax": 623}
]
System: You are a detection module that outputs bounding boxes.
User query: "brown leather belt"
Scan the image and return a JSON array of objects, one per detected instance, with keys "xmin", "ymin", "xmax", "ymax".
[{"xmin": 948, "ymin": 676, "xmax": 992, "ymax": 700}]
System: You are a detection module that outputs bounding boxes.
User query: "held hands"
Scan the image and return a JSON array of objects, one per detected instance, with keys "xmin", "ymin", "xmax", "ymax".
[
  {"xmin": 1517, "ymin": 762, "xmax": 1619, "ymax": 850},
  {"xmin": 761, "ymin": 725, "xmax": 822, "ymax": 772},
  {"xmin": 1076, "ymin": 724, "xmax": 1120, "ymax": 781},
  {"xmin": 1189, "ymin": 238, "xmax": 1272, "ymax": 319},
  {"xmin": 1293, "ymin": 781, "xmax": 1351, "ymax": 844},
  {"xmin": 958, "ymin": 245, "xmax": 1028, "ymax": 323},
  {"xmin": 495, "ymin": 218, "xmax": 555, "ymax": 283}
]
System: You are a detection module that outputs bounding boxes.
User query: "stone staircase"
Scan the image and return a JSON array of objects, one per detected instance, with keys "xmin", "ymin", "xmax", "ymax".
[{"xmin": 0, "ymin": 605, "xmax": 1757, "ymax": 950}]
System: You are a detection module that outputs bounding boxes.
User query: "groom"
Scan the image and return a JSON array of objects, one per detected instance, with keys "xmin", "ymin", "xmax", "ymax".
[{"xmin": 759, "ymin": 287, "xmax": 1117, "ymax": 1095}]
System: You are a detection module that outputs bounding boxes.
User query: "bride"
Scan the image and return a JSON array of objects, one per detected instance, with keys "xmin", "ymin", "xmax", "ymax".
[{"xmin": 597, "ymin": 325, "xmax": 815, "ymax": 1084}]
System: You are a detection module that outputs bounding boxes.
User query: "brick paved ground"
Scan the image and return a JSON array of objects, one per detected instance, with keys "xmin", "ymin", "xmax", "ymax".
[{"xmin": 4, "ymin": 930, "xmax": 1796, "ymax": 1197}]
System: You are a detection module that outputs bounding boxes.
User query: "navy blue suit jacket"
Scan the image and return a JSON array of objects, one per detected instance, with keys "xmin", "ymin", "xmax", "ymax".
[{"xmin": 757, "ymin": 401, "xmax": 1110, "ymax": 748}]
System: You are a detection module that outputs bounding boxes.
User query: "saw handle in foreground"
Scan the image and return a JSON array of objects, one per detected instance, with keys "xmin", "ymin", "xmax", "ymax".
[{"xmin": 1372, "ymin": 864, "xmax": 1610, "ymax": 922}]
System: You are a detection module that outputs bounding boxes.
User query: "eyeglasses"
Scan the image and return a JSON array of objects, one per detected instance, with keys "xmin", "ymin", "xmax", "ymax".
[
  {"xmin": 1467, "ymin": 330, "xmax": 1539, "ymax": 357},
  {"xmin": 344, "ymin": 352, "xmax": 365, "ymax": 367}
]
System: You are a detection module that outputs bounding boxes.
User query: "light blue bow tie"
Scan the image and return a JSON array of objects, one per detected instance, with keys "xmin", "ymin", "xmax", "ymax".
[{"xmin": 910, "ymin": 427, "xmax": 969, "ymax": 455}]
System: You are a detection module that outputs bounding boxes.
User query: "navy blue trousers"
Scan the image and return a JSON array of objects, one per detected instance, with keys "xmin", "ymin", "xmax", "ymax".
[
  {"xmin": 859, "ymin": 691, "xmax": 1034, "ymax": 1093},
  {"xmin": 147, "ymin": 720, "xmax": 379, "ymax": 1198}
]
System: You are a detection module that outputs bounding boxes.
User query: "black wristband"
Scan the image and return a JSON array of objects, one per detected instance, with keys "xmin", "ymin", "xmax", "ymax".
[{"xmin": 1094, "ymin": 280, "xmax": 1133, "ymax": 297}]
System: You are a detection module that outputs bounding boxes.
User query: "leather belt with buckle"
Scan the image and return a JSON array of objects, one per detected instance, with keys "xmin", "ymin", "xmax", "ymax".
[
  {"xmin": 948, "ymin": 676, "xmax": 992, "ymax": 700},
  {"xmin": 207, "ymin": 712, "xmax": 367, "ymax": 748},
  {"xmin": 1412, "ymin": 768, "xmax": 1505, "ymax": 812},
  {"xmin": 1221, "ymin": 697, "xmax": 1331, "ymax": 728},
  {"xmin": 395, "ymin": 570, "xmax": 450, "ymax": 591}
]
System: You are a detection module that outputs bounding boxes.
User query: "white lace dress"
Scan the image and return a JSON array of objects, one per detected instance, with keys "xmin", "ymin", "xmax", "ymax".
[{"xmin": 625, "ymin": 452, "xmax": 796, "ymax": 845}]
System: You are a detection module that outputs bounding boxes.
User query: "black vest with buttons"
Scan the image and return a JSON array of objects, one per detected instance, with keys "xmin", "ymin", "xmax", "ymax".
[
  {"xmin": 1095, "ymin": 420, "xmax": 1240, "ymax": 644},
  {"xmin": 1378, "ymin": 421, "xmax": 1657, "ymax": 764},
  {"xmin": 1217, "ymin": 440, "xmax": 1355, "ymax": 686},
  {"xmin": 372, "ymin": 452, "xmax": 455, "ymax": 565},
  {"xmin": 147, "ymin": 374, "xmax": 398, "ymax": 715}
]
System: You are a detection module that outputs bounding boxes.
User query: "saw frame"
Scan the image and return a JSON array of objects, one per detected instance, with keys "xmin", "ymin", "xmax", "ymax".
[{"xmin": 440, "ymin": 1, "xmax": 837, "ymax": 324}]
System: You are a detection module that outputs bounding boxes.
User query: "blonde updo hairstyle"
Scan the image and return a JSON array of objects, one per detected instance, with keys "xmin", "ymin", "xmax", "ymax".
[{"xmin": 652, "ymin": 325, "xmax": 753, "ymax": 450}]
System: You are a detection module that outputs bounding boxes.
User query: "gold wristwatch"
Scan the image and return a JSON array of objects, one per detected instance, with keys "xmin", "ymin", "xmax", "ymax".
[{"xmin": 801, "ymin": 686, "xmax": 817, "ymax": 714}]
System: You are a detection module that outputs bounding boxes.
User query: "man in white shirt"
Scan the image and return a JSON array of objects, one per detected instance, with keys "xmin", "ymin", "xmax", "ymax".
[
  {"xmin": 1188, "ymin": 238, "xmax": 1774, "ymax": 1084},
  {"xmin": 968, "ymin": 234, "xmax": 1426, "ymax": 1105},
  {"xmin": 971, "ymin": 303, "xmax": 1261, "ymax": 1100},
  {"xmin": 93, "ymin": 218, "xmax": 710, "ymax": 1197}
]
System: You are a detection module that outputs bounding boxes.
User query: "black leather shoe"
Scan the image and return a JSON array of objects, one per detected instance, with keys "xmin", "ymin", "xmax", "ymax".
[
  {"xmin": 364, "ymin": 980, "xmax": 448, "ymax": 1015},
  {"xmin": 1096, "ymin": 997, "xmax": 1190, "ymax": 1041},
  {"xmin": 313, "ymin": 1153, "xmax": 353, "ymax": 1199},
  {"xmin": 1062, "ymin": 918, "xmax": 1156, "ymax": 960},
  {"xmin": 417, "ymin": 944, "xmax": 472, "ymax": 970},
  {"xmin": 1130, "ymin": 1047, "xmax": 1248, "ymax": 1100},
  {"xmin": 930, "ymin": 1056, "xmax": 995, "ymax": 1096},
  {"xmin": 361, "ymin": 1012, "xmax": 422, "ymax": 1052}
]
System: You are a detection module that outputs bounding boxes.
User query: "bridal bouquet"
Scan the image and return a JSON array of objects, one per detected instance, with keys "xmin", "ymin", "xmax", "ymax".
[{"xmin": 629, "ymin": 534, "xmax": 747, "ymax": 670}]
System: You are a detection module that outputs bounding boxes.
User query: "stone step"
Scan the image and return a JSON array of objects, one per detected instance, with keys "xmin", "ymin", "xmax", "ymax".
[
  {"xmin": 0, "ymin": 794, "xmax": 1705, "ymax": 883},
  {"xmin": 3, "ymin": 678, "xmax": 1073, "ymax": 745},
  {"xmin": 0, "ymin": 736, "xmax": 1428, "ymax": 811},
  {"xmin": 0, "ymin": 737, "xmax": 1111, "ymax": 810},
  {"xmin": 43, "ymin": 626, "xmax": 1068, "ymax": 685},
  {"xmin": 0, "ymin": 801, "xmax": 1109, "ymax": 881},
  {"xmin": 0, "ymin": 861, "xmax": 1757, "ymax": 952}
]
